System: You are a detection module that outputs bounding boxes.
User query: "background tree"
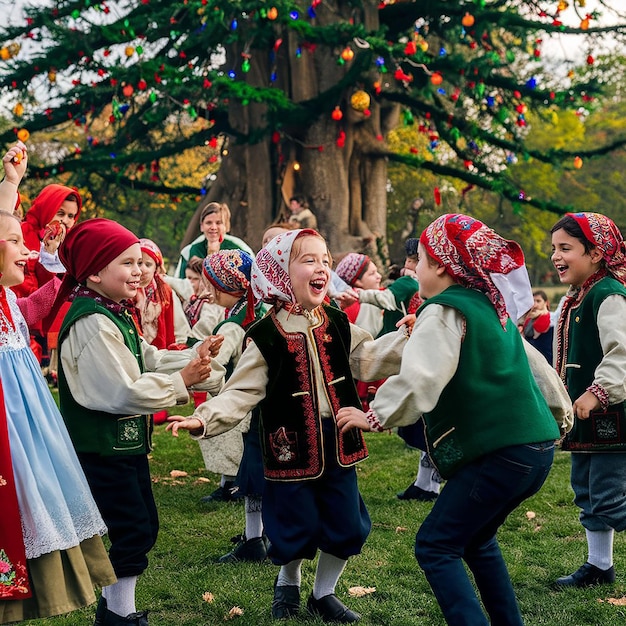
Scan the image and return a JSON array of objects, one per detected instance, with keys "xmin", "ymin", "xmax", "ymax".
[{"xmin": 1, "ymin": 0, "xmax": 626, "ymax": 260}]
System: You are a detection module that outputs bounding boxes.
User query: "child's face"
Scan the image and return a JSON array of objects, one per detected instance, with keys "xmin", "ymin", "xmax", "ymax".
[
  {"xmin": 139, "ymin": 252, "xmax": 157, "ymax": 288},
  {"xmin": 185, "ymin": 268, "xmax": 202, "ymax": 295},
  {"xmin": 532, "ymin": 294, "xmax": 548, "ymax": 312},
  {"xmin": 404, "ymin": 256, "xmax": 417, "ymax": 274},
  {"xmin": 200, "ymin": 212, "xmax": 225, "ymax": 244},
  {"xmin": 54, "ymin": 199, "xmax": 79, "ymax": 230},
  {"xmin": 0, "ymin": 216, "xmax": 29, "ymax": 287},
  {"xmin": 289, "ymin": 236, "xmax": 331, "ymax": 310},
  {"xmin": 416, "ymin": 243, "xmax": 447, "ymax": 299},
  {"xmin": 551, "ymin": 228, "xmax": 603, "ymax": 288},
  {"xmin": 354, "ymin": 261, "xmax": 381, "ymax": 290},
  {"xmin": 262, "ymin": 226, "xmax": 288, "ymax": 248},
  {"xmin": 88, "ymin": 243, "xmax": 143, "ymax": 303}
]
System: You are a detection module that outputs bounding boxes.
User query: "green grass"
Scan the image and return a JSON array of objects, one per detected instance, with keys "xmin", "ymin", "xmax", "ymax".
[{"xmin": 25, "ymin": 408, "xmax": 626, "ymax": 625}]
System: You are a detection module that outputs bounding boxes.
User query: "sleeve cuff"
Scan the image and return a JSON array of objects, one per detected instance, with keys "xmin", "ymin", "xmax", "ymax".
[
  {"xmin": 365, "ymin": 408, "xmax": 385, "ymax": 432},
  {"xmin": 587, "ymin": 383, "xmax": 609, "ymax": 411}
]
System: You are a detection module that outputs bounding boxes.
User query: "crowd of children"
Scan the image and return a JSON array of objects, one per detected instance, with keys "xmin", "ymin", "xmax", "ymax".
[{"xmin": 8, "ymin": 135, "xmax": 626, "ymax": 626}]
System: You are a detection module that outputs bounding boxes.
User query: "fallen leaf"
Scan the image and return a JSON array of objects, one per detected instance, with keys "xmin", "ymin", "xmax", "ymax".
[
  {"xmin": 195, "ymin": 476, "xmax": 211, "ymax": 483},
  {"xmin": 607, "ymin": 597, "xmax": 626, "ymax": 606},
  {"xmin": 525, "ymin": 511, "xmax": 536, "ymax": 520},
  {"xmin": 170, "ymin": 469, "xmax": 188, "ymax": 478},
  {"xmin": 225, "ymin": 606, "xmax": 244, "ymax": 619},
  {"xmin": 395, "ymin": 526, "xmax": 408, "ymax": 533},
  {"xmin": 202, "ymin": 592, "xmax": 214, "ymax": 603},
  {"xmin": 348, "ymin": 586, "xmax": 376, "ymax": 597}
]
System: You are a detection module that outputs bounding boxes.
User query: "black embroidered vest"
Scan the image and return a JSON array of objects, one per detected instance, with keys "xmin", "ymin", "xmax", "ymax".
[{"xmin": 246, "ymin": 304, "xmax": 368, "ymax": 481}]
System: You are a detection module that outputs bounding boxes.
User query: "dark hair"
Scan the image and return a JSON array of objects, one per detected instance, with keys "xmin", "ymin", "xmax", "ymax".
[
  {"xmin": 532, "ymin": 290, "xmax": 550, "ymax": 309},
  {"xmin": 551, "ymin": 215, "xmax": 595, "ymax": 254},
  {"xmin": 187, "ymin": 257, "xmax": 204, "ymax": 275}
]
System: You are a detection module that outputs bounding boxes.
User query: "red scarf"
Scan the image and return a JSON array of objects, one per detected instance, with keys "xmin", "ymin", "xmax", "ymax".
[{"xmin": 0, "ymin": 382, "xmax": 31, "ymax": 599}]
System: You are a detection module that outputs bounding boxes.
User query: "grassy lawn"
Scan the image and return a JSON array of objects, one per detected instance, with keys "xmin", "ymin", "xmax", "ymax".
[{"xmin": 25, "ymin": 406, "xmax": 626, "ymax": 626}]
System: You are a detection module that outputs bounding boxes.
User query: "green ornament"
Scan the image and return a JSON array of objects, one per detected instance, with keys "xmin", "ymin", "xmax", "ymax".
[
  {"xmin": 149, "ymin": 91, "xmax": 157, "ymax": 103},
  {"xmin": 497, "ymin": 107, "xmax": 509, "ymax": 122},
  {"xmin": 71, "ymin": 9, "xmax": 80, "ymax": 18},
  {"xmin": 242, "ymin": 99, "xmax": 249, "ymax": 106},
  {"xmin": 403, "ymin": 109, "xmax": 414, "ymax": 125},
  {"xmin": 476, "ymin": 83, "xmax": 485, "ymax": 97},
  {"xmin": 505, "ymin": 50, "xmax": 515, "ymax": 62},
  {"xmin": 337, "ymin": 58, "xmax": 345, "ymax": 66},
  {"xmin": 136, "ymin": 45, "xmax": 143, "ymax": 55},
  {"xmin": 242, "ymin": 58, "xmax": 250, "ymax": 73},
  {"xmin": 124, "ymin": 19, "xmax": 129, "ymax": 27},
  {"xmin": 188, "ymin": 106, "xmax": 197, "ymax": 119}
]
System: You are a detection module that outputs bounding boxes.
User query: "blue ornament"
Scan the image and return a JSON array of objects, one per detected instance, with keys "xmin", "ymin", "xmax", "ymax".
[
  {"xmin": 289, "ymin": 10, "xmax": 299, "ymax": 19},
  {"xmin": 526, "ymin": 77, "xmax": 537, "ymax": 89},
  {"xmin": 228, "ymin": 70, "xmax": 236, "ymax": 79}
]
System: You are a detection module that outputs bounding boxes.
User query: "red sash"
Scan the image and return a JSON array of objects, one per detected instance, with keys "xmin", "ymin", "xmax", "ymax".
[{"xmin": 0, "ymin": 382, "xmax": 31, "ymax": 599}]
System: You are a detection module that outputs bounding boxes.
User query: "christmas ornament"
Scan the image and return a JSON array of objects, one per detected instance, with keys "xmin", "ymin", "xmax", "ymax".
[{"xmin": 350, "ymin": 90, "xmax": 370, "ymax": 112}]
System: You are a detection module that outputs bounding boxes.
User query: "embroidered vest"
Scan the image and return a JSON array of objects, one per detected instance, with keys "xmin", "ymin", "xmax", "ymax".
[
  {"xmin": 58, "ymin": 297, "xmax": 152, "ymax": 456},
  {"xmin": 246, "ymin": 304, "xmax": 367, "ymax": 481},
  {"xmin": 559, "ymin": 277, "xmax": 626, "ymax": 451},
  {"xmin": 416, "ymin": 285, "xmax": 559, "ymax": 478}
]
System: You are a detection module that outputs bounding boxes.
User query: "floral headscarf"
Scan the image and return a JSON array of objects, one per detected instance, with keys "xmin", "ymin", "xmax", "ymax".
[
  {"xmin": 420, "ymin": 214, "xmax": 532, "ymax": 327},
  {"xmin": 566, "ymin": 212, "xmax": 626, "ymax": 285},
  {"xmin": 251, "ymin": 228, "xmax": 319, "ymax": 306},
  {"xmin": 203, "ymin": 250, "xmax": 253, "ymax": 297},
  {"xmin": 335, "ymin": 253, "xmax": 370, "ymax": 287}
]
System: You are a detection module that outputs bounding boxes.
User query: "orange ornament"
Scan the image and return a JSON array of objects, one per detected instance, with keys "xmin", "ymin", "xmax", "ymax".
[
  {"xmin": 430, "ymin": 72, "xmax": 443, "ymax": 86},
  {"xmin": 17, "ymin": 128, "xmax": 30, "ymax": 142},
  {"xmin": 573, "ymin": 156, "xmax": 583, "ymax": 169},
  {"xmin": 341, "ymin": 47, "xmax": 354, "ymax": 62},
  {"xmin": 122, "ymin": 84, "xmax": 134, "ymax": 97},
  {"xmin": 267, "ymin": 7, "xmax": 278, "ymax": 20},
  {"xmin": 331, "ymin": 106, "xmax": 343, "ymax": 121},
  {"xmin": 461, "ymin": 12, "xmax": 475, "ymax": 28}
]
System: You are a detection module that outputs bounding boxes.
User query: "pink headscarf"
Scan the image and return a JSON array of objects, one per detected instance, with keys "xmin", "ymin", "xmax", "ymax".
[
  {"xmin": 251, "ymin": 228, "xmax": 319, "ymax": 306},
  {"xmin": 566, "ymin": 212, "xmax": 626, "ymax": 285},
  {"xmin": 335, "ymin": 253, "xmax": 370, "ymax": 287},
  {"xmin": 420, "ymin": 214, "xmax": 532, "ymax": 327},
  {"xmin": 139, "ymin": 238, "xmax": 164, "ymax": 268}
]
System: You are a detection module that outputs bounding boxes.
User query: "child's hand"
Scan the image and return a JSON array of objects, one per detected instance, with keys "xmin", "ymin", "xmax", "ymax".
[
  {"xmin": 336, "ymin": 406, "xmax": 371, "ymax": 432},
  {"xmin": 396, "ymin": 314, "xmax": 416, "ymax": 334},
  {"xmin": 180, "ymin": 354, "xmax": 212, "ymax": 387},
  {"xmin": 334, "ymin": 288, "xmax": 359, "ymax": 307},
  {"xmin": 165, "ymin": 415, "xmax": 203, "ymax": 437},
  {"xmin": 572, "ymin": 391, "xmax": 601, "ymax": 420},
  {"xmin": 197, "ymin": 334, "xmax": 224, "ymax": 359},
  {"xmin": 42, "ymin": 220, "xmax": 66, "ymax": 254},
  {"xmin": 2, "ymin": 141, "xmax": 28, "ymax": 186}
]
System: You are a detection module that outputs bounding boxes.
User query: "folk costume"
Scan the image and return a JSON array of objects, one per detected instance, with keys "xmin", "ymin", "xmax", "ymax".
[
  {"xmin": 554, "ymin": 212, "xmax": 626, "ymax": 588},
  {"xmin": 363, "ymin": 214, "xmax": 570, "ymax": 626},
  {"xmin": 188, "ymin": 229, "xmax": 406, "ymax": 620},
  {"xmin": 54, "ymin": 219, "xmax": 223, "ymax": 625},
  {"xmin": 0, "ymin": 284, "xmax": 115, "ymax": 624},
  {"xmin": 175, "ymin": 233, "xmax": 253, "ymax": 278},
  {"xmin": 135, "ymin": 239, "xmax": 175, "ymax": 350}
]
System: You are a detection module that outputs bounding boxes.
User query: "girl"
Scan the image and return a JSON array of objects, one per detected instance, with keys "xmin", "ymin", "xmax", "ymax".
[
  {"xmin": 135, "ymin": 238, "xmax": 175, "ymax": 350},
  {"xmin": 0, "ymin": 210, "xmax": 116, "ymax": 623},
  {"xmin": 167, "ymin": 229, "xmax": 407, "ymax": 623},
  {"xmin": 521, "ymin": 289, "xmax": 553, "ymax": 364},
  {"xmin": 336, "ymin": 214, "xmax": 571, "ymax": 626},
  {"xmin": 551, "ymin": 212, "xmax": 626, "ymax": 588}
]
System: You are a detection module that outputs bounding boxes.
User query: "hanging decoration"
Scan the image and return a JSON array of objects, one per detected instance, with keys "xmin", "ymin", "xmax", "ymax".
[{"xmin": 350, "ymin": 90, "xmax": 370, "ymax": 112}]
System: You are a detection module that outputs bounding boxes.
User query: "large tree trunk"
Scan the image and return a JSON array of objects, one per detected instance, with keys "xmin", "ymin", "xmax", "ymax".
[{"xmin": 183, "ymin": 0, "xmax": 397, "ymax": 264}]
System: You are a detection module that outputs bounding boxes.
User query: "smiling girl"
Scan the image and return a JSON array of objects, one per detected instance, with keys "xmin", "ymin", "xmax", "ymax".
[
  {"xmin": 551, "ymin": 212, "xmax": 626, "ymax": 588},
  {"xmin": 0, "ymin": 210, "xmax": 116, "ymax": 623},
  {"xmin": 167, "ymin": 229, "xmax": 407, "ymax": 623}
]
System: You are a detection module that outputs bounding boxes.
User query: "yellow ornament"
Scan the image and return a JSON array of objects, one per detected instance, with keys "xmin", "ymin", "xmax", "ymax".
[
  {"xmin": 17, "ymin": 128, "xmax": 30, "ymax": 142},
  {"xmin": 557, "ymin": 0, "xmax": 568, "ymax": 10},
  {"xmin": 350, "ymin": 90, "xmax": 371, "ymax": 112},
  {"xmin": 13, "ymin": 102, "xmax": 24, "ymax": 117},
  {"xmin": 125, "ymin": 46, "xmax": 135, "ymax": 58},
  {"xmin": 7, "ymin": 43, "xmax": 20, "ymax": 57},
  {"xmin": 48, "ymin": 70, "xmax": 57, "ymax": 83}
]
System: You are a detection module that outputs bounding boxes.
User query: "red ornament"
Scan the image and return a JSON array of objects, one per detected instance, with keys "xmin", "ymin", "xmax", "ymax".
[
  {"xmin": 122, "ymin": 84, "xmax": 134, "ymax": 97},
  {"xmin": 404, "ymin": 41, "xmax": 417, "ymax": 56},
  {"xmin": 331, "ymin": 106, "xmax": 343, "ymax": 121},
  {"xmin": 586, "ymin": 55, "xmax": 594, "ymax": 65},
  {"xmin": 138, "ymin": 79, "xmax": 147, "ymax": 90},
  {"xmin": 394, "ymin": 68, "xmax": 412, "ymax": 82},
  {"xmin": 434, "ymin": 187, "xmax": 441, "ymax": 206}
]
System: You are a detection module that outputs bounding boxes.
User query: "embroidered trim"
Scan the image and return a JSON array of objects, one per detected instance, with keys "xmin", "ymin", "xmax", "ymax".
[
  {"xmin": 588, "ymin": 383, "xmax": 609, "ymax": 411},
  {"xmin": 365, "ymin": 409, "xmax": 385, "ymax": 432}
]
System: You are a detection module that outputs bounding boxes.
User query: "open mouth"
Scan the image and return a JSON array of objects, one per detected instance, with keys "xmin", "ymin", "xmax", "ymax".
[{"xmin": 310, "ymin": 278, "xmax": 326, "ymax": 294}]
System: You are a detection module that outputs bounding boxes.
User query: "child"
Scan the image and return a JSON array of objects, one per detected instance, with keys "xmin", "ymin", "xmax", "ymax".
[
  {"xmin": 167, "ymin": 229, "xmax": 406, "ymax": 623},
  {"xmin": 52, "ymin": 218, "xmax": 224, "ymax": 626},
  {"xmin": 0, "ymin": 211, "xmax": 116, "ymax": 623},
  {"xmin": 336, "ymin": 214, "xmax": 571, "ymax": 626},
  {"xmin": 520, "ymin": 289, "xmax": 553, "ymax": 364},
  {"xmin": 175, "ymin": 202, "xmax": 253, "ymax": 278},
  {"xmin": 551, "ymin": 212, "xmax": 626, "ymax": 587},
  {"xmin": 135, "ymin": 238, "xmax": 175, "ymax": 350}
]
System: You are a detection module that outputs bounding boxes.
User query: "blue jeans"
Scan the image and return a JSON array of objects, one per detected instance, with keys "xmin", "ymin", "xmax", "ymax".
[{"xmin": 415, "ymin": 441, "xmax": 555, "ymax": 626}]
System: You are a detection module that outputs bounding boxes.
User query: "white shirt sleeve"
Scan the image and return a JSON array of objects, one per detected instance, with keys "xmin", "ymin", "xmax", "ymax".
[{"xmin": 594, "ymin": 294, "xmax": 626, "ymax": 405}]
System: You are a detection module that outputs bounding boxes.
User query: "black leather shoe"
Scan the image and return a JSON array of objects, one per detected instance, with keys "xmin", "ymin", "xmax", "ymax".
[
  {"xmin": 396, "ymin": 484, "xmax": 438, "ymax": 501},
  {"xmin": 555, "ymin": 562, "xmax": 616, "ymax": 587},
  {"xmin": 102, "ymin": 608, "xmax": 149, "ymax": 625},
  {"xmin": 200, "ymin": 482, "xmax": 243, "ymax": 503},
  {"xmin": 218, "ymin": 535, "xmax": 268, "ymax": 563},
  {"xmin": 306, "ymin": 593, "xmax": 360, "ymax": 623},
  {"xmin": 271, "ymin": 579, "xmax": 300, "ymax": 619}
]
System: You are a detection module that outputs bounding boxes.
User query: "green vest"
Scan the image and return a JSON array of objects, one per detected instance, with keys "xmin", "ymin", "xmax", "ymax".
[
  {"xmin": 245, "ymin": 304, "xmax": 367, "ymax": 481},
  {"xmin": 417, "ymin": 285, "xmax": 559, "ymax": 478},
  {"xmin": 560, "ymin": 276, "xmax": 626, "ymax": 451},
  {"xmin": 58, "ymin": 297, "xmax": 152, "ymax": 456},
  {"xmin": 379, "ymin": 276, "xmax": 419, "ymax": 336}
]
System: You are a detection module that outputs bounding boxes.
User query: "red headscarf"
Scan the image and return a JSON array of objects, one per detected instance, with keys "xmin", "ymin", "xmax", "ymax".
[
  {"xmin": 44, "ymin": 218, "xmax": 139, "ymax": 331},
  {"xmin": 566, "ymin": 212, "xmax": 626, "ymax": 285},
  {"xmin": 420, "ymin": 214, "xmax": 532, "ymax": 327},
  {"xmin": 22, "ymin": 184, "xmax": 82, "ymax": 251}
]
